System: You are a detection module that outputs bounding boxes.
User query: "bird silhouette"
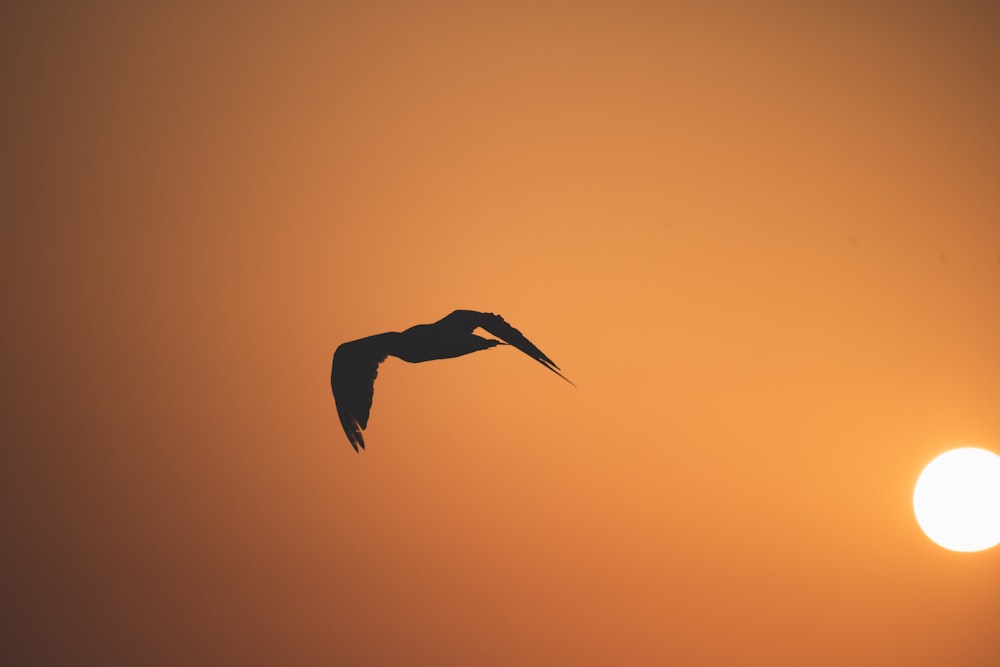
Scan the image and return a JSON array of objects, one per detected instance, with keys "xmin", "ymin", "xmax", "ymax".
[{"xmin": 331, "ymin": 309, "xmax": 572, "ymax": 451}]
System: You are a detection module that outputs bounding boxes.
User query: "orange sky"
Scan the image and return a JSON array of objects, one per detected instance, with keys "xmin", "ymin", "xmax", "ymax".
[{"xmin": 3, "ymin": 2, "xmax": 999, "ymax": 665}]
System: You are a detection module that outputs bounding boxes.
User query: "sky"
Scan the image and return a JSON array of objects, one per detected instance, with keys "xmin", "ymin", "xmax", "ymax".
[{"xmin": 2, "ymin": 1, "xmax": 999, "ymax": 665}]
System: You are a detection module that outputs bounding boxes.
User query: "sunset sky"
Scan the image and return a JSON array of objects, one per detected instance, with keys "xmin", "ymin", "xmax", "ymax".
[{"xmin": 3, "ymin": 2, "xmax": 999, "ymax": 665}]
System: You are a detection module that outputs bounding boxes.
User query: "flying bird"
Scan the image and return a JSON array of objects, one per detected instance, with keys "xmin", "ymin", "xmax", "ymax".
[{"xmin": 331, "ymin": 309, "xmax": 572, "ymax": 451}]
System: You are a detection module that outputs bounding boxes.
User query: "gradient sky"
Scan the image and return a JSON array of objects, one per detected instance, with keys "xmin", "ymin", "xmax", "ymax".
[{"xmin": 3, "ymin": 2, "xmax": 999, "ymax": 665}]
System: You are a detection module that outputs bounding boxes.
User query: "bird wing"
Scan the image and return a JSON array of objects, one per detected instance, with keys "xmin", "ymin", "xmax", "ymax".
[
  {"xmin": 330, "ymin": 334, "xmax": 394, "ymax": 451},
  {"xmin": 441, "ymin": 310, "xmax": 575, "ymax": 385}
]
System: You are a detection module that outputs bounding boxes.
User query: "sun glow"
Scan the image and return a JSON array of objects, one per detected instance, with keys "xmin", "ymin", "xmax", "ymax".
[{"xmin": 913, "ymin": 447, "xmax": 1000, "ymax": 552}]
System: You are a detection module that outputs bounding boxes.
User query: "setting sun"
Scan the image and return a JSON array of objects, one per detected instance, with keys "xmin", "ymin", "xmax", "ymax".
[{"xmin": 913, "ymin": 448, "xmax": 1000, "ymax": 552}]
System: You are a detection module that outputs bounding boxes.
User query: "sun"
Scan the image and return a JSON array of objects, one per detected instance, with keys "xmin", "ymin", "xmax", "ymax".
[{"xmin": 913, "ymin": 447, "xmax": 1000, "ymax": 552}]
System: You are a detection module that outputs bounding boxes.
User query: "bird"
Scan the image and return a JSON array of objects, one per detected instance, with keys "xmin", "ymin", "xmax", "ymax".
[{"xmin": 331, "ymin": 309, "xmax": 572, "ymax": 451}]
